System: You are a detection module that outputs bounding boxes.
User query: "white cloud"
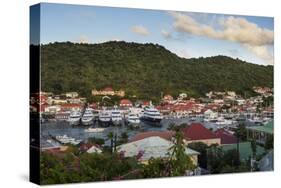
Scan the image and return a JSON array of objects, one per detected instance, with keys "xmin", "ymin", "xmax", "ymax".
[
  {"xmin": 244, "ymin": 44, "xmax": 274, "ymax": 65},
  {"xmin": 161, "ymin": 29, "xmax": 172, "ymax": 39},
  {"xmin": 131, "ymin": 25, "xmax": 150, "ymax": 36},
  {"xmin": 169, "ymin": 11, "xmax": 274, "ymax": 64}
]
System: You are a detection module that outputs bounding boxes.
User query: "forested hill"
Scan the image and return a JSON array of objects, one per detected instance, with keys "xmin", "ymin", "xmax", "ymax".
[{"xmin": 40, "ymin": 41, "xmax": 273, "ymax": 100}]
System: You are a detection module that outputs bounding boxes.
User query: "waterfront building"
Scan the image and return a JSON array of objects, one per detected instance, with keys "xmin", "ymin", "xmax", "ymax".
[
  {"xmin": 214, "ymin": 129, "xmax": 237, "ymax": 145},
  {"xmin": 119, "ymin": 99, "xmax": 133, "ymax": 107},
  {"xmin": 65, "ymin": 92, "xmax": 79, "ymax": 98},
  {"xmin": 117, "ymin": 136, "xmax": 200, "ymax": 165},
  {"xmin": 182, "ymin": 123, "xmax": 221, "ymax": 146},
  {"xmin": 91, "ymin": 87, "xmax": 125, "ymax": 97},
  {"xmin": 247, "ymin": 120, "xmax": 273, "ymax": 145},
  {"xmin": 129, "ymin": 131, "xmax": 175, "ymax": 142}
]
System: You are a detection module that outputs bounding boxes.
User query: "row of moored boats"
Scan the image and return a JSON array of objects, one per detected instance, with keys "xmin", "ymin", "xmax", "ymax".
[{"xmin": 67, "ymin": 106, "xmax": 163, "ymax": 127}]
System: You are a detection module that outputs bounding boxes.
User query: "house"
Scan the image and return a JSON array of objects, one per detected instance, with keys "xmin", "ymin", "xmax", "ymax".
[
  {"xmin": 50, "ymin": 98, "xmax": 68, "ymax": 105},
  {"xmin": 182, "ymin": 123, "xmax": 221, "ymax": 146},
  {"xmin": 213, "ymin": 99, "xmax": 224, "ymax": 104},
  {"xmin": 79, "ymin": 143, "xmax": 102, "ymax": 154},
  {"xmin": 67, "ymin": 98, "xmax": 83, "ymax": 104},
  {"xmin": 119, "ymin": 99, "xmax": 133, "ymax": 107},
  {"xmin": 117, "ymin": 136, "xmax": 200, "ymax": 166},
  {"xmin": 247, "ymin": 121, "xmax": 273, "ymax": 145},
  {"xmin": 142, "ymin": 100, "xmax": 151, "ymax": 107},
  {"xmin": 87, "ymin": 145, "xmax": 102, "ymax": 154},
  {"xmin": 214, "ymin": 129, "xmax": 237, "ymax": 145},
  {"xmin": 130, "ymin": 131, "xmax": 175, "ymax": 142},
  {"xmin": 163, "ymin": 95, "xmax": 174, "ymax": 103},
  {"xmin": 203, "ymin": 109, "xmax": 218, "ymax": 119},
  {"xmin": 178, "ymin": 93, "xmax": 187, "ymax": 100},
  {"xmin": 236, "ymin": 98, "xmax": 246, "ymax": 105},
  {"xmin": 65, "ymin": 92, "xmax": 79, "ymax": 98},
  {"xmin": 44, "ymin": 105, "xmax": 61, "ymax": 114},
  {"xmin": 92, "ymin": 87, "xmax": 125, "ymax": 97}
]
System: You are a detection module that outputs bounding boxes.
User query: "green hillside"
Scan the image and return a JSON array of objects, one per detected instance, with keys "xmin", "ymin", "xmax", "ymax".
[{"xmin": 40, "ymin": 41, "xmax": 273, "ymax": 101}]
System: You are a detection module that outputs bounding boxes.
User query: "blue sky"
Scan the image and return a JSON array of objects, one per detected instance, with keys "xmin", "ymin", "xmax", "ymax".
[{"xmin": 39, "ymin": 3, "xmax": 274, "ymax": 65}]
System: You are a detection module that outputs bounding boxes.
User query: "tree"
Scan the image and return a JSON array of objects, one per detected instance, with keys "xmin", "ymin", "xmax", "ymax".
[
  {"xmin": 250, "ymin": 139, "xmax": 257, "ymax": 158},
  {"xmin": 206, "ymin": 144, "xmax": 224, "ymax": 174},
  {"xmin": 168, "ymin": 131, "xmax": 195, "ymax": 176},
  {"xmin": 265, "ymin": 134, "xmax": 273, "ymax": 150},
  {"xmin": 188, "ymin": 142, "xmax": 208, "ymax": 169},
  {"xmin": 107, "ymin": 132, "xmax": 114, "ymax": 153}
]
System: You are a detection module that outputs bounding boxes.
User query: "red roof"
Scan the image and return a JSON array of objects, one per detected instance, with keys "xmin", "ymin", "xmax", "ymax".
[
  {"xmin": 142, "ymin": 101, "xmax": 150, "ymax": 106},
  {"xmin": 40, "ymin": 95, "xmax": 48, "ymax": 101},
  {"xmin": 214, "ymin": 129, "xmax": 237, "ymax": 145},
  {"xmin": 130, "ymin": 131, "xmax": 175, "ymax": 142},
  {"xmin": 120, "ymin": 99, "xmax": 132, "ymax": 105},
  {"xmin": 181, "ymin": 123, "xmax": 218, "ymax": 140},
  {"xmin": 61, "ymin": 103, "xmax": 82, "ymax": 108},
  {"xmin": 103, "ymin": 87, "xmax": 114, "ymax": 91}
]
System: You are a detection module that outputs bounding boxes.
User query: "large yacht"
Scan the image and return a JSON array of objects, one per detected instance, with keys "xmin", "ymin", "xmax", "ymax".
[
  {"xmin": 99, "ymin": 110, "xmax": 111, "ymax": 124},
  {"xmin": 141, "ymin": 106, "xmax": 163, "ymax": 124},
  {"xmin": 81, "ymin": 108, "xmax": 94, "ymax": 125},
  {"xmin": 67, "ymin": 111, "xmax": 81, "ymax": 126},
  {"xmin": 127, "ymin": 113, "xmax": 140, "ymax": 125},
  {"xmin": 111, "ymin": 108, "xmax": 122, "ymax": 125}
]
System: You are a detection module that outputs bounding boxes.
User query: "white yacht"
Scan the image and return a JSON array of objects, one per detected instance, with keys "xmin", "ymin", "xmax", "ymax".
[
  {"xmin": 67, "ymin": 111, "xmax": 81, "ymax": 125},
  {"xmin": 111, "ymin": 109, "xmax": 122, "ymax": 125},
  {"xmin": 141, "ymin": 106, "xmax": 163, "ymax": 124},
  {"xmin": 81, "ymin": 108, "xmax": 94, "ymax": 125},
  {"xmin": 55, "ymin": 135, "xmax": 82, "ymax": 145},
  {"xmin": 127, "ymin": 113, "xmax": 140, "ymax": 126},
  {"xmin": 84, "ymin": 127, "xmax": 105, "ymax": 133},
  {"xmin": 99, "ymin": 110, "xmax": 111, "ymax": 124}
]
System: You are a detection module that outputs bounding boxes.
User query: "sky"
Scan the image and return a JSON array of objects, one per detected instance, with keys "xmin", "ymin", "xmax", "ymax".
[{"xmin": 38, "ymin": 3, "xmax": 274, "ymax": 65}]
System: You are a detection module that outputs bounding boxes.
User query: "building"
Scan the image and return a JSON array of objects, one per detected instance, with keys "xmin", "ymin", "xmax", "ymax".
[
  {"xmin": 65, "ymin": 92, "xmax": 79, "ymax": 98},
  {"xmin": 119, "ymin": 99, "xmax": 133, "ymax": 107},
  {"xmin": 44, "ymin": 105, "xmax": 61, "ymax": 114},
  {"xmin": 117, "ymin": 136, "xmax": 200, "ymax": 165},
  {"xmin": 162, "ymin": 94, "xmax": 174, "ymax": 103},
  {"xmin": 214, "ymin": 129, "xmax": 237, "ymax": 145},
  {"xmin": 182, "ymin": 123, "xmax": 221, "ymax": 146},
  {"xmin": 178, "ymin": 93, "xmax": 188, "ymax": 100},
  {"xmin": 247, "ymin": 121, "xmax": 273, "ymax": 145},
  {"xmin": 221, "ymin": 142, "xmax": 265, "ymax": 161},
  {"xmin": 91, "ymin": 87, "xmax": 125, "ymax": 97},
  {"xmin": 203, "ymin": 109, "xmax": 218, "ymax": 119},
  {"xmin": 79, "ymin": 143, "xmax": 102, "ymax": 154},
  {"xmin": 130, "ymin": 131, "xmax": 175, "ymax": 142}
]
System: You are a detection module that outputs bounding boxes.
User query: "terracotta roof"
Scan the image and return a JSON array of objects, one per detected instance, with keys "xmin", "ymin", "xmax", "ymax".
[
  {"xmin": 181, "ymin": 123, "xmax": 218, "ymax": 140},
  {"xmin": 142, "ymin": 101, "xmax": 150, "ymax": 106},
  {"xmin": 214, "ymin": 129, "xmax": 237, "ymax": 145},
  {"xmin": 120, "ymin": 99, "xmax": 132, "ymax": 104},
  {"xmin": 61, "ymin": 103, "xmax": 82, "ymax": 108},
  {"xmin": 103, "ymin": 87, "xmax": 114, "ymax": 91},
  {"xmin": 130, "ymin": 131, "xmax": 175, "ymax": 142}
]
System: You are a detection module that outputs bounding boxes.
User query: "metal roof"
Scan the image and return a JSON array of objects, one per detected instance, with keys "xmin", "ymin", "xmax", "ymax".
[{"xmin": 117, "ymin": 136, "xmax": 199, "ymax": 161}]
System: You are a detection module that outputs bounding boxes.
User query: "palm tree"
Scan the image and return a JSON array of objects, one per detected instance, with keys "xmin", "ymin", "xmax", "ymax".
[
  {"xmin": 168, "ymin": 131, "xmax": 194, "ymax": 176},
  {"xmin": 107, "ymin": 132, "xmax": 114, "ymax": 153}
]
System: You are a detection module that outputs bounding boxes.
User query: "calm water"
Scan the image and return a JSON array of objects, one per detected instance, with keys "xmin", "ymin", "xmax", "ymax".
[
  {"xmin": 40, "ymin": 117, "xmax": 245, "ymax": 146},
  {"xmin": 40, "ymin": 118, "xmax": 204, "ymax": 145}
]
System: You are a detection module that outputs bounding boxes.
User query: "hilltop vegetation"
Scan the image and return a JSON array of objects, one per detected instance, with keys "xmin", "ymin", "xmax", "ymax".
[{"xmin": 40, "ymin": 41, "xmax": 273, "ymax": 102}]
